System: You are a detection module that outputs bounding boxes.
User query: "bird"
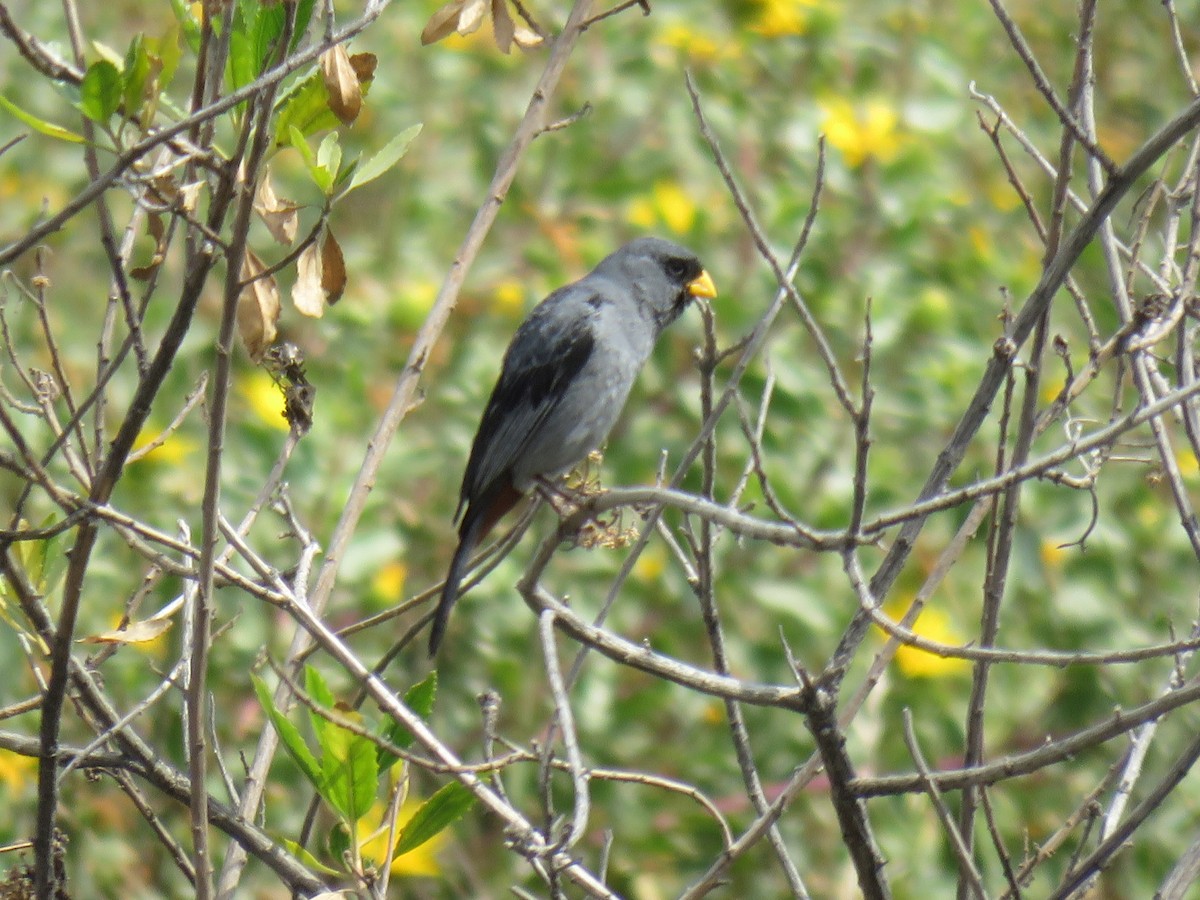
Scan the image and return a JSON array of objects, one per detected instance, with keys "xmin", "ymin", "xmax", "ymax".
[{"xmin": 429, "ymin": 237, "xmax": 717, "ymax": 655}]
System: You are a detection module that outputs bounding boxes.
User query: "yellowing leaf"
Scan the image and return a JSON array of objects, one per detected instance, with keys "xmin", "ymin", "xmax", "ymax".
[
  {"xmin": 81, "ymin": 617, "xmax": 173, "ymax": 646},
  {"xmin": 358, "ymin": 796, "xmax": 448, "ymax": 877},
  {"xmin": 0, "ymin": 95, "xmax": 85, "ymax": 144}
]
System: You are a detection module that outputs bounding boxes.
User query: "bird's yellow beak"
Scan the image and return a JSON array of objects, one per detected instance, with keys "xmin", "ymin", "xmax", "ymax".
[{"xmin": 688, "ymin": 269, "xmax": 718, "ymax": 299}]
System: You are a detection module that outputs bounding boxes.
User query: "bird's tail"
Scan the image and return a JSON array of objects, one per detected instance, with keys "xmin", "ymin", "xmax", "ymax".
[
  {"xmin": 428, "ymin": 518, "xmax": 483, "ymax": 656},
  {"xmin": 428, "ymin": 482, "xmax": 523, "ymax": 656}
]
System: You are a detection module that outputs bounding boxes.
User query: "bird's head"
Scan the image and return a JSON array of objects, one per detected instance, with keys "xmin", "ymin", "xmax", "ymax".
[{"xmin": 596, "ymin": 237, "xmax": 717, "ymax": 331}]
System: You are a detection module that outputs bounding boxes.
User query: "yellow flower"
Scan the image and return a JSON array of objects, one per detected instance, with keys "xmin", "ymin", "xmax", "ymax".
[
  {"xmin": 820, "ymin": 98, "xmax": 903, "ymax": 168},
  {"xmin": 627, "ymin": 197, "xmax": 657, "ymax": 231},
  {"xmin": 632, "ymin": 545, "xmax": 666, "ymax": 583},
  {"xmin": 750, "ymin": 0, "xmax": 817, "ymax": 37},
  {"xmin": 968, "ymin": 226, "xmax": 991, "ymax": 260},
  {"xmin": 1176, "ymin": 449, "xmax": 1199, "ymax": 481},
  {"xmin": 945, "ymin": 187, "xmax": 971, "ymax": 207},
  {"xmin": 372, "ymin": 561, "xmax": 408, "ymax": 600},
  {"xmin": 1040, "ymin": 539, "xmax": 1068, "ymax": 572},
  {"xmin": 491, "ymin": 279, "xmax": 526, "ymax": 317},
  {"xmin": 986, "ymin": 179, "xmax": 1022, "ymax": 212},
  {"xmin": 1137, "ymin": 500, "xmax": 1163, "ymax": 528},
  {"xmin": 1040, "ymin": 378, "xmax": 1067, "ymax": 406},
  {"xmin": 626, "ymin": 181, "xmax": 698, "ymax": 236},
  {"xmin": 239, "ymin": 368, "xmax": 291, "ymax": 431},
  {"xmin": 701, "ymin": 701, "xmax": 724, "ymax": 725},
  {"xmin": 657, "ymin": 23, "xmax": 724, "ymax": 62},
  {"xmin": 393, "ymin": 278, "xmax": 439, "ymax": 330},
  {"xmin": 132, "ymin": 429, "xmax": 198, "ymax": 465},
  {"xmin": 0, "ymin": 748, "xmax": 36, "ymax": 792},
  {"xmin": 358, "ymin": 796, "xmax": 446, "ymax": 877},
  {"xmin": 880, "ymin": 601, "xmax": 970, "ymax": 678},
  {"xmin": 442, "ymin": 27, "xmax": 492, "ymax": 52}
]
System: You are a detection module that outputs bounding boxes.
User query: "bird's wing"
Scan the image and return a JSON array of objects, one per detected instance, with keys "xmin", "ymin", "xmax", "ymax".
[{"xmin": 456, "ymin": 284, "xmax": 600, "ymax": 516}]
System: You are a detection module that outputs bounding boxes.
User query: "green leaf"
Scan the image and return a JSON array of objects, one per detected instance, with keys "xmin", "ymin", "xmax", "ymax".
[
  {"xmin": 0, "ymin": 95, "xmax": 85, "ymax": 143},
  {"xmin": 281, "ymin": 838, "xmax": 342, "ymax": 877},
  {"xmin": 145, "ymin": 23, "xmax": 183, "ymax": 94},
  {"xmin": 79, "ymin": 60, "xmax": 122, "ymax": 123},
  {"xmin": 346, "ymin": 124, "xmax": 423, "ymax": 194},
  {"xmin": 168, "ymin": 0, "xmax": 201, "ymax": 54},
  {"xmin": 122, "ymin": 35, "xmax": 153, "ymax": 122},
  {"xmin": 252, "ymin": 0, "xmax": 286, "ymax": 71},
  {"xmin": 393, "ymin": 781, "xmax": 476, "ymax": 857},
  {"xmin": 287, "ymin": 125, "xmax": 334, "ymax": 194},
  {"xmin": 228, "ymin": 0, "xmax": 286, "ymax": 93},
  {"xmin": 327, "ymin": 822, "xmax": 351, "ymax": 867},
  {"xmin": 90, "ymin": 41, "xmax": 124, "ymax": 68},
  {"xmin": 376, "ymin": 672, "xmax": 437, "ymax": 772},
  {"xmin": 252, "ymin": 675, "xmax": 322, "ymax": 789},
  {"xmin": 290, "ymin": 0, "xmax": 318, "ymax": 51},
  {"xmin": 288, "ymin": 125, "xmax": 317, "ymax": 169},
  {"xmin": 319, "ymin": 716, "xmax": 378, "ymax": 823},
  {"xmin": 316, "ymin": 133, "xmax": 341, "ymax": 183},
  {"xmin": 227, "ymin": 25, "xmax": 257, "ymax": 95},
  {"xmin": 274, "ymin": 70, "xmax": 339, "ymax": 142},
  {"xmin": 304, "ymin": 664, "xmax": 336, "ymax": 745}
]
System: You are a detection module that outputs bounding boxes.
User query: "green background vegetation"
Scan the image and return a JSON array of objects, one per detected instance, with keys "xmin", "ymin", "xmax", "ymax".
[{"xmin": 3, "ymin": 0, "xmax": 1200, "ymax": 896}]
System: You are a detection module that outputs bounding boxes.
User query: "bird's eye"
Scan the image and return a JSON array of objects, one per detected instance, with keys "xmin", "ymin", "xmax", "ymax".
[{"xmin": 665, "ymin": 257, "xmax": 692, "ymax": 281}]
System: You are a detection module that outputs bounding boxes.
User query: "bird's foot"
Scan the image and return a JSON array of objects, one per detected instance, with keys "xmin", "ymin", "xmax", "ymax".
[
  {"xmin": 533, "ymin": 475, "xmax": 596, "ymax": 516},
  {"xmin": 534, "ymin": 471, "xmax": 639, "ymax": 550}
]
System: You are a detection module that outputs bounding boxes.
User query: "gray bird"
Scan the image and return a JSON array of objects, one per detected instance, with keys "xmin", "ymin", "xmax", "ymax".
[{"xmin": 430, "ymin": 237, "xmax": 717, "ymax": 654}]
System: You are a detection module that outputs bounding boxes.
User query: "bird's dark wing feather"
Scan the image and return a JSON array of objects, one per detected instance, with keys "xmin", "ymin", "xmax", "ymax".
[{"xmin": 456, "ymin": 288, "xmax": 598, "ymax": 516}]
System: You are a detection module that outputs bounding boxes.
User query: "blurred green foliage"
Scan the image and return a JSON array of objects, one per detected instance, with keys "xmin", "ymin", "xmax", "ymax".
[{"xmin": 3, "ymin": 0, "xmax": 1200, "ymax": 896}]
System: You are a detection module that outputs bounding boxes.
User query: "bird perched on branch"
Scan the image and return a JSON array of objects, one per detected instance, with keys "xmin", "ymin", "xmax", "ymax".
[{"xmin": 429, "ymin": 237, "xmax": 717, "ymax": 655}]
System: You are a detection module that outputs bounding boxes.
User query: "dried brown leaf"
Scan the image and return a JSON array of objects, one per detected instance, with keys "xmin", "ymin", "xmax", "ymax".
[
  {"xmin": 292, "ymin": 243, "xmax": 326, "ymax": 318},
  {"xmin": 491, "ymin": 0, "xmax": 514, "ymax": 53},
  {"xmin": 253, "ymin": 173, "xmax": 301, "ymax": 244},
  {"xmin": 421, "ymin": 0, "xmax": 465, "ymax": 45},
  {"xmin": 512, "ymin": 25, "xmax": 544, "ymax": 49},
  {"xmin": 147, "ymin": 212, "xmax": 165, "ymax": 244},
  {"xmin": 149, "ymin": 173, "xmax": 179, "ymax": 205},
  {"xmin": 238, "ymin": 250, "xmax": 280, "ymax": 360},
  {"xmin": 178, "ymin": 181, "xmax": 204, "ymax": 213},
  {"xmin": 321, "ymin": 229, "xmax": 347, "ymax": 305},
  {"xmin": 320, "ymin": 45, "xmax": 361, "ymax": 125},
  {"xmin": 349, "ymin": 52, "xmax": 377, "ymax": 84},
  {"xmin": 456, "ymin": 0, "xmax": 486, "ymax": 35},
  {"xmin": 132, "ymin": 213, "xmax": 168, "ymax": 280}
]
